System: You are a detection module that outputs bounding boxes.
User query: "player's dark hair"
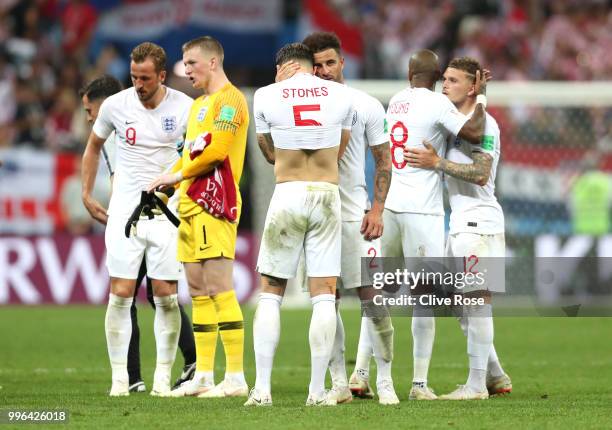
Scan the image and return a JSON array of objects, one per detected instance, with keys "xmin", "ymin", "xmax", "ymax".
[
  {"xmin": 131, "ymin": 42, "xmax": 167, "ymax": 73},
  {"xmin": 182, "ymin": 36, "xmax": 225, "ymax": 64},
  {"xmin": 448, "ymin": 57, "xmax": 483, "ymax": 82},
  {"xmin": 275, "ymin": 43, "xmax": 313, "ymax": 67},
  {"xmin": 302, "ymin": 31, "xmax": 342, "ymax": 55},
  {"xmin": 79, "ymin": 74, "xmax": 122, "ymax": 101}
]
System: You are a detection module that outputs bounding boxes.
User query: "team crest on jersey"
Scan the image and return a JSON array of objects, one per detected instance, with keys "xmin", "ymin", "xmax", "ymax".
[
  {"xmin": 161, "ymin": 116, "xmax": 177, "ymax": 133},
  {"xmin": 197, "ymin": 107, "xmax": 208, "ymax": 122}
]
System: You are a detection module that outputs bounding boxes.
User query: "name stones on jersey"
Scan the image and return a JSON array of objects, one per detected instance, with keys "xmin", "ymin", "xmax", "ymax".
[{"xmin": 161, "ymin": 116, "xmax": 177, "ymax": 133}]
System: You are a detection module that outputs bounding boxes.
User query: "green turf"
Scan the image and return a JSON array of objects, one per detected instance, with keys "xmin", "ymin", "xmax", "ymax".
[{"xmin": 1, "ymin": 306, "xmax": 611, "ymax": 429}]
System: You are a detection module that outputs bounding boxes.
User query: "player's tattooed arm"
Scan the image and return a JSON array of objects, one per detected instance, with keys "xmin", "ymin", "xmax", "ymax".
[
  {"xmin": 404, "ymin": 140, "xmax": 492, "ymax": 186},
  {"xmin": 371, "ymin": 143, "xmax": 392, "ymax": 207},
  {"xmin": 437, "ymin": 152, "xmax": 492, "ymax": 186},
  {"xmin": 257, "ymin": 133, "xmax": 276, "ymax": 164},
  {"xmin": 360, "ymin": 142, "xmax": 391, "ymax": 240}
]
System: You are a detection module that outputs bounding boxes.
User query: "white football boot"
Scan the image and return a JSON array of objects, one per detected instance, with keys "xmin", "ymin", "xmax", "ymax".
[
  {"xmin": 198, "ymin": 378, "xmax": 249, "ymax": 398},
  {"xmin": 169, "ymin": 377, "xmax": 214, "ymax": 397},
  {"xmin": 327, "ymin": 385, "xmax": 353, "ymax": 404},
  {"xmin": 377, "ymin": 380, "xmax": 400, "ymax": 405},
  {"xmin": 244, "ymin": 388, "xmax": 272, "ymax": 407},
  {"xmin": 439, "ymin": 385, "xmax": 489, "ymax": 400},
  {"xmin": 409, "ymin": 384, "xmax": 438, "ymax": 400},
  {"xmin": 306, "ymin": 390, "xmax": 337, "ymax": 406}
]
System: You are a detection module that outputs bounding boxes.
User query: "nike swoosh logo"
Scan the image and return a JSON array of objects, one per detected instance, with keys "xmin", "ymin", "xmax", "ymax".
[
  {"xmin": 125, "ymin": 120, "xmax": 136, "ymax": 125},
  {"xmin": 199, "ymin": 245, "xmax": 212, "ymax": 251}
]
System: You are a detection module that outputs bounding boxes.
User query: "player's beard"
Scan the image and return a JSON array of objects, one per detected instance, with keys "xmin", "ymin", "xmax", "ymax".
[{"xmin": 137, "ymin": 85, "xmax": 160, "ymax": 102}]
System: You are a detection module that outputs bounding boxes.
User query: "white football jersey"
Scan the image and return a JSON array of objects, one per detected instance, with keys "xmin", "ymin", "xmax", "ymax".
[
  {"xmin": 446, "ymin": 110, "xmax": 504, "ymax": 234},
  {"xmin": 339, "ymin": 86, "xmax": 388, "ymax": 221},
  {"xmin": 385, "ymin": 87, "xmax": 467, "ymax": 215},
  {"xmin": 253, "ymin": 73, "xmax": 353, "ymax": 150},
  {"xmin": 101, "ymin": 132, "xmax": 116, "ymax": 177},
  {"xmin": 93, "ymin": 86, "xmax": 192, "ymax": 217}
]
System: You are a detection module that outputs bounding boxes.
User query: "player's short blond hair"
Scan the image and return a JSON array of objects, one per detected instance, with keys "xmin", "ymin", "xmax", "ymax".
[
  {"xmin": 130, "ymin": 42, "xmax": 166, "ymax": 73},
  {"xmin": 448, "ymin": 57, "xmax": 482, "ymax": 81},
  {"xmin": 182, "ymin": 36, "xmax": 224, "ymax": 64}
]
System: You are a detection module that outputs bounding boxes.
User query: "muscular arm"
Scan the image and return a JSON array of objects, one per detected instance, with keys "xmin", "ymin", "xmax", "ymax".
[
  {"xmin": 81, "ymin": 131, "xmax": 109, "ymax": 224},
  {"xmin": 370, "ymin": 142, "xmax": 392, "ymax": 210},
  {"xmin": 437, "ymin": 152, "xmax": 492, "ymax": 186},
  {"xmin": 360, "ymin": 142, "xmax": 391, "ymax": 241},
  {"xmin": 404, "ymin": 141, "xmax": 492, "ymax": 186},
  {"xmin": 257, "ymin": 133, "xmax": 275, "ymax": 164}
]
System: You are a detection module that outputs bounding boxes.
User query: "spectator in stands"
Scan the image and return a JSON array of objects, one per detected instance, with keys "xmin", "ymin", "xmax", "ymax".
[
  {"xmin": 61, "ymin": 0, "xmax": 97, "ymax": 57},
  {"xmin": 0, "ymin": 48, "xmax": 16, "ymax": 147}
]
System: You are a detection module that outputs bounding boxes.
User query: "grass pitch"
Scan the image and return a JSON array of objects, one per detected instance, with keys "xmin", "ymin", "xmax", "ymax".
[{"xmin": 1, "ymin": 306, "xmax": 611, "ymax": 429}]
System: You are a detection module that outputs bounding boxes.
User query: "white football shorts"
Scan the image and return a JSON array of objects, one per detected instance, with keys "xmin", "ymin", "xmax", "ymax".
[
  {"xmin": 381, "ymin": 209, "xmax": 445, "ymax": 258},
  {"xmin": 257, "ymin": 181, "xmax": 341, "ymax": 279},
  {"xmin": 445, "ymin": 232, "xmax": 505, "ymax": 293},
  {"xmin": 105, "ymin": 214, "xmax": 182, "ymax": 280},
  {"xmin": 339, "ymin": 220, "xmax": 382, "ymax": 289}
]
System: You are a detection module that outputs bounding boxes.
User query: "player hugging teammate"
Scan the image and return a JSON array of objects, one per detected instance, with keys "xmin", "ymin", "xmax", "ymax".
[{"xmin": 83, "ymin": 35, "xmax": 510, "ymax": 405}]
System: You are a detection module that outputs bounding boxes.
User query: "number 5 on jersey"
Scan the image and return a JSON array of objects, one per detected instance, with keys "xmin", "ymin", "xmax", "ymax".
[{"xmin": 293, "ymin": 104, "xmax": 322, "ymax": 126}]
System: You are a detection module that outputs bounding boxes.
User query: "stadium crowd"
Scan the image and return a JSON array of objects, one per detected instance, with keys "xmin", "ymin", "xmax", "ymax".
[
  {"xmin": 331, "ymin": 0, "xmax": 612, "ymax": 81},
  {"xmin": 1, "ymin": 0, "xmax": 611, "ymax": 152}
]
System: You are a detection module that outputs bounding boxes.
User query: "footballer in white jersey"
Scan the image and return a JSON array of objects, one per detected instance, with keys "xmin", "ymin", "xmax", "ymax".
[
  {"xmin": 383, "ymin": 50, "xmax": 487, "ymax": 400},
  {"xmin": 386, "ymin": 87, "xmax": 467, "ymax": 217},
  {"xmin": 93, "ymin": 85, "xmax": 192, "ymax": 280},
  {"xmin": 254, "ymin": 71, "xmax": 353, "ymax": 279},
  {"xmin": 271, "ymin": 33, "xmax": 397, "ymax": 405},
  {"xmin": 445, "ymin": 110, "xmax": 505, "ymax": 294},
  {"xmin": 249, "ymin": 43, "xmax": 353, "ymax": 406},
  {"xmin": 405, "ymin": 57, "xmax": 510, "ymax": 399},
  {"xmin": 384, "ymin": 87, "xmax": 468, "ymax": 260},
  {"xmin": 93, "ymin": 86, "xmax": 192, "ymax": 219},
  {"xmin": 81, "ymin": 42, "xmax": 193, "ymax": 398},
  {"xmin": 446, "ymin": 110, "xmax": 504, "ymax": 237}
]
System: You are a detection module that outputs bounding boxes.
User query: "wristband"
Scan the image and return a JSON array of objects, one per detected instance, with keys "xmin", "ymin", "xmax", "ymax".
[{"xmin": 476, "ymin": 94, "xmax": 487, "ymax": 108}]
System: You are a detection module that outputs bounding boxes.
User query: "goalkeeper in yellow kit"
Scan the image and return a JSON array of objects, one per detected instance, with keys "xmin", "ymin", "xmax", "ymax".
[{"xmin": 149, "ymin": 36, "xmax": 249, "ymax": 398}]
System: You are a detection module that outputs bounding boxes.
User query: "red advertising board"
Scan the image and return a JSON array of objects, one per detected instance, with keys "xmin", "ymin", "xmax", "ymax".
[{"xmin": 0, "ymin": 233, "xmax": 259, "ymax": 305}]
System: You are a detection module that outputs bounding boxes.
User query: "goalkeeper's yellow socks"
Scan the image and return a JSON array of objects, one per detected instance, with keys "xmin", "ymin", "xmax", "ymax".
[
  {"xmin": 192, "ymin": 296, "xmax": 218, "ymax": 380},
  {"xmin": 212, "ymin": 290, "xmax": 245, "ymax": 379}
]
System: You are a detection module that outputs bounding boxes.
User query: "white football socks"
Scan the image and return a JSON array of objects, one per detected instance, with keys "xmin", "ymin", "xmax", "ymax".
[
  {"xmin": 411, "ymin": 306, "xmax": 435, "ymax": 385},
  {"xmin": 457, "ymin": 309, "xmax": 505, "ymax": 378},
  {"xmin": 488, "ymin": 345, "xmax": 505, "ymax": 378},
  {"xmin": 308, "ymin": 294, "xmax": 336, "ymax": 396},
  {"xmin": 153, "ymin": 294, "xmax": 181, "ymax": 390},
  {"xmin": 466, "ymin": 304, "xmax": 493, "ymax": 392},
  {"xmin": 328, "ymin": 304, "xmax": 348, "ymax": 388},
  {"xmin": 361, "ymin": 300, "xmax": 394, "ymax": 385},
  {"xmin": 354, "ymin": 317, "xmax": 373, "ymax": 380},
  {"xmin": 253, "ymin": 293, "xmax": 282, "ymax": 393},
  {"xmin": 105, "ymin": 293, "xmax": 133, "ymax": 388}
]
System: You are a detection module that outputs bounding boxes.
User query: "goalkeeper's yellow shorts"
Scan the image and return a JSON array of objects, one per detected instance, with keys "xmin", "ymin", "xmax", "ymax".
[{"xmin": 177, "ymin": 210, "xmax": 239, "ymax": 262}]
